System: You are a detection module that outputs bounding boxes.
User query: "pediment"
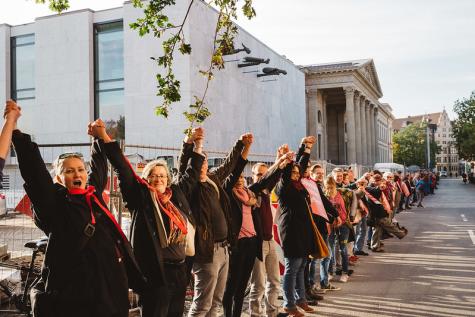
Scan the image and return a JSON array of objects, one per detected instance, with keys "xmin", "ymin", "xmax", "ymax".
[{"xmin": 356, "ymin": 60, "xmax": 383, "ymax": 98}]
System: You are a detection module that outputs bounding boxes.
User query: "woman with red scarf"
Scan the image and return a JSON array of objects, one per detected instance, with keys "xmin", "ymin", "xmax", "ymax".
[
  {"xmin": 10, "ymin": 109, "xmax": 146, "ymax": 317},
  {"xmin": 275, "ymin": 136, "xmax": 317, "ymax": 317},
  {"xmin": 91, "ymin": 120, "xmax": 205, "ymax": 317}
]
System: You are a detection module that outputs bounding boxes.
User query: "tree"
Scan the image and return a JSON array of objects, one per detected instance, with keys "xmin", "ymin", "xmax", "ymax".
[
  {"xmin": 35, "ymin": 0, "xmax": 256, "ymax": 134},
  {"xmin": 452, "ymin": 90, "xmax": 475, "ymax": 160},
  {"xmin": 393, "ymin": 123, "xmax": 439, "ymax": 168}
]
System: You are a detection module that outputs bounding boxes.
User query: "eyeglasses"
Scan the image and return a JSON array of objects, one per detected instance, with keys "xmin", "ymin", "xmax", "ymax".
[
  {"xmin": 58, "ymin": 152, "xmax": 83, "ymax": 159},
  {"xmin": 148, "ymin": 174, "xmax": 167, "ymax": 180}
]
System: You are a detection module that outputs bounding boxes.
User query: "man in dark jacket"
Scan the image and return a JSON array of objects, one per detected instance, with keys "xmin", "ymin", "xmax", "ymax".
[{"xmin": 187, "ymin": 133, "xmax": 253, "ymax": 317}]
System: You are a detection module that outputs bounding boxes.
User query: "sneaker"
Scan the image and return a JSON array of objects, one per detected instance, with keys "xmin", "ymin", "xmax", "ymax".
[
  {"xmin": 371, "ymin": 247, "xmax": 385, "ymax": 253},
  {"xmin": 283, "ymin": 307, "xmax": 304, "ymax": 317},
  {"xmin": 354, "ymin": 250, "xmax": 369, "ymax": 256},
  {"xmin": 305, "ymin": 289, "xmax": 324, "ymax": 301},
  {"xmin": 311, "ymin": 285, "xmax": 327, "ymax": 295},
  {"xmin": 296, "ymin": 302, "xmax": 315, "ymax": 312},
  {"xmin": 321, "ymin": 283, "xmax": 341, "ymax": 291},
  {"xmin": 339, "ymin": 273, "xmax": 349, "ymax": 283}
]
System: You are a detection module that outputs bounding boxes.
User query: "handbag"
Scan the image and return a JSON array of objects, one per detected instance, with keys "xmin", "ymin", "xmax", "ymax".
[
  {"xmin": 305, "ymin": 200, "xmax": 330, "ymax": 259},
  {"xmin": 185, "ymin": 220, "xmax": 196, "ymax": 257}
]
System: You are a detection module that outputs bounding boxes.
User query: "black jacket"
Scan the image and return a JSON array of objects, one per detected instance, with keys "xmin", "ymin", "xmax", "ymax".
[
  {"xmin": 103, "ymin": 141, "xmax": 204, "ymax": 287},
  {"xmin": 275, "ymin": 148, "xmax": 317, "ymax": 258},
  {"xmin": 225, "ymin": 157, "xmax": 284, "ymax": 261},
  {"xmin": 363, "ymin": 186, "xmax": 388, "ymax": 220},
  {"xmin": 181, "ymin": 140, "xmax": 245, "ymax": 263},
  {"xmin": 12, "ymin": 131, "xmax": 145, "ymax": 317}
]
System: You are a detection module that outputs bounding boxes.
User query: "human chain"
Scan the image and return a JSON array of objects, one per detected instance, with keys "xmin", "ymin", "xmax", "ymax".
[{"xmin": 1, "ymin": 100, "xmax": 439, "ymax": 317}]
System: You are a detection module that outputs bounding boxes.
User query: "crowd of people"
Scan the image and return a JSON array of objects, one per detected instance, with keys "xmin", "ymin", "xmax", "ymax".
[{"xmin": 0, "ymin": 100, "xmax": 440, "ymax": 317}]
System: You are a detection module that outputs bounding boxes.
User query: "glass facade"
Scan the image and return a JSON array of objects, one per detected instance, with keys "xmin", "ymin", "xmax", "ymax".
[
  {"xmin": 11, "ymin": 34, "xmax": 35, "ymax": 105},
  {"xmin": 94, "ymin": 21, "xmax": 124, "ymax": 139}
]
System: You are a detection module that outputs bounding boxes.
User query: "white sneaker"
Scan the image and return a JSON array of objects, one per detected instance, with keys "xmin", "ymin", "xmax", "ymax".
[{"xmin": 339, "ymin": 273, "xmax": 349, "ymax": 283}]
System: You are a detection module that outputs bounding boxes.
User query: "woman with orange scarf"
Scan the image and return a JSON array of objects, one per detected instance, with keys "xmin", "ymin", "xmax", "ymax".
[{"xmin": 90, "ymin": 119, "xmax": 205, "ymax": 317}]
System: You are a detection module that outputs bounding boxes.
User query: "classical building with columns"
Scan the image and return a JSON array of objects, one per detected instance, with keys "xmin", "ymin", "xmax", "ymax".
[{"xmin": 301, "ymin": 59, "xmax": 394, "ymax": 166}]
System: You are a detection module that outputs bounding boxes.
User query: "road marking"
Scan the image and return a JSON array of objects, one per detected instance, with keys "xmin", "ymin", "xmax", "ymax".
[
  {"xmin": 461, "ymin": 214, "xmax": 468, "ymax": 222},
  {"xmin": 469, "ymin": 230, "xmax": 475, "ymax": 245}
]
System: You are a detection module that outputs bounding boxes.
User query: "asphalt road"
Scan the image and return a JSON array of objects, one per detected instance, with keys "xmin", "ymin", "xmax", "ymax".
[{"xmin": 301, "ymin": 178, "xmax": 475, "ymax": 317}]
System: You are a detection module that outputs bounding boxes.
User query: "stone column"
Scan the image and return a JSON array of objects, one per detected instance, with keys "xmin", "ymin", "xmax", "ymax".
[
  {"xmin": 354, "ymin": 91, "xmax": 362, "ymax": 164},
  {"xmin": 369, "ymin": 104, "xmax": 375, "ymax": 165},
  {"xmin": 360, "ymin": 96, "xmax": 367, "ymax": 165},
  {"xmin": 374, "ymin": 107, "xmax": 379, "ymax": 163},
  {"xmin": 306, "ymin": 90, "xmax": 318, "ymax": 159},
  {"xmin": 344, "ymin": 87, "xmax": 357, "ymax": 164},
  {"xmin": 322, "ymin": 92, "xmax": 328, "ymax": 160},
  {"xmin": 365, "ymin": 101, "xmax": 371, "ymax": 166}
]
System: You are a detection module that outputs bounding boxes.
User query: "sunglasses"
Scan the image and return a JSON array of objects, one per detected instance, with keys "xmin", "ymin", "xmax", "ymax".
[{"xmin": 58, "ymin": 152, "xmax": 84, "ymax": 159}]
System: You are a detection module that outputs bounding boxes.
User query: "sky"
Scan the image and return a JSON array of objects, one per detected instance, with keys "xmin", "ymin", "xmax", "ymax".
[{"xmin": 1, "ymin": 0, "xmax": 474, "ymax": 119}]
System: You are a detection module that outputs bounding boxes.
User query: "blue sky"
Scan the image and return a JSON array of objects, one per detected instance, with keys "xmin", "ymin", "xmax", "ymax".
[{"xmin": 1, "ymin": 0, "xmax": 474, "ymax": 119}]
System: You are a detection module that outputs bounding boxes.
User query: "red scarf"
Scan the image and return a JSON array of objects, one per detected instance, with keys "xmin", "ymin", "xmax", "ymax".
[
  {"xmin": 69, "ymin": 186, "xmax": 127, "ymax": 242},
  {"xmin": 124, "ymin": 157, "xmax": 187, "ymax": 235}
]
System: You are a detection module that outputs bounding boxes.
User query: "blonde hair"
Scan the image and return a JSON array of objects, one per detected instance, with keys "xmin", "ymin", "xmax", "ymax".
[
  {"xmin": 53, "ymin": 154, "xmax": 85, "ymax": 176},
  {"xmin": 324, "ymin": 175, "xmax": 337, "ymax": 197},
  {"xmin": 141, "ymin": 159, "xmax": 172, "ymax": 187}
]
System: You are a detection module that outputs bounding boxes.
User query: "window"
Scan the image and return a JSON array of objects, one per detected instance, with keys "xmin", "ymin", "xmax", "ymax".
[
  {"xmin": 317, "ymin": 110, "xmax": 322, "ymax": 124},
  {"xmin": 94, "ymin": 21, "xmax": 124, "ymax": 139},
  {"xmin": 11, "ymin": 34, "xmax": 35, "ymax": 103}
]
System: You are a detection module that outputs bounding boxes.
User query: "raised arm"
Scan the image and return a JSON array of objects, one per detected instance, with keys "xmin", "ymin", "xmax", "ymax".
[
  {"xmin": 87, "ymin": 138, "xmax": 109, "ymax": 194},
  {"xmin": 89, "ymin": 120, "xmax": 143, "ymax": 210},
  {"xmin": 0, "ymin": 100, "xmax": 21, "ymax": 160},
  {"xmin": 208, "ymin": 133, "xmax": 247, "ymax": 182},
  {"xmin": 178, "ymin": 127, "xmax": 203, "ymax": 176},
  {"xmin": 12, "ymin": 130, "xmax": 58, "ymax": 233},
  {"xmin": 248, "ymin": 149, "xmax": 289, "ymax": 194},
  {"xmin": 175, "ymin": 129, "xmax": 205, "ymax": 198}
]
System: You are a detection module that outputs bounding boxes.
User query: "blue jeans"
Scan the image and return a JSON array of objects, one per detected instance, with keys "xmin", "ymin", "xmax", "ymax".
[
  {"xmin": 282, "ymin": 257, "xmax": 307, "ymax": 309},
  {"xmin": 367, "ymin": 226, "xmax": 373, "ymax": 244},
  {"xmin": 308, "ymin": 258, "xmax": 318, "ymax": 286},
  {"xmin": 329, "ymin": 226, "xmax": 350, "ymax": 273},
  {"xmin": 319, "ymin": 235, "xmax": 331, "ymax": 287},
  {"xmin": 354, "ymin": 215, "xmax": 368, "ymax": 252}
]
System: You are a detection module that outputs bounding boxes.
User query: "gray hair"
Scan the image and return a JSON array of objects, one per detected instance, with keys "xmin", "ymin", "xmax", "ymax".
[{"xmin": 141, "ymin": 159, "xmax": 172, "ymax": 187}]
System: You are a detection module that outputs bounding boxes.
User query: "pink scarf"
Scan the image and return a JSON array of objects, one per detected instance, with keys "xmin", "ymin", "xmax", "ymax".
[{"xmin": 301, "ymin": 178, "xmax": 328, "ymax": 221}]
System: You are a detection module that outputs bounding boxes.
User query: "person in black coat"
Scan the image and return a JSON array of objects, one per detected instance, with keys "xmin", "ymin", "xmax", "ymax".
[
  {"xmin": 9, "ymin": 109, "xmax": 146, "ymax": 317},
  {"xmin": 275, "ymin": 136, "xmax": 318, "ymax": 316},
  {"xmin": 91, "ymin": 120, "xmax": 205, "ymax": 317},
  {"xmin": 223, "ymin": 141, "xmax": 290, "ymax": 317}
]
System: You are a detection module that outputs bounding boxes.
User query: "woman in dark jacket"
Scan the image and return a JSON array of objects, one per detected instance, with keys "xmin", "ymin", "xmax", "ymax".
[
  {"xmin": 91, "ymin": 120, "xmax": 205, "ymax": 317},
  {"xmin": 223, "ymin": 142, "xmax": 289, "ymax": 317},
  {"xmin": 275, "ymin": 137, "xmax": 317, "ymax": 316},
  {"xmin": 11, "ymin": 116, "xmax": 145, "ymax": 317}
]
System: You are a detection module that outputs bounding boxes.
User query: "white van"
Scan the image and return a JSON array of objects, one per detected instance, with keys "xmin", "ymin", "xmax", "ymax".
[{"xmin": 373, "ymin": 163, "xmax": 405, "ymax": 174}]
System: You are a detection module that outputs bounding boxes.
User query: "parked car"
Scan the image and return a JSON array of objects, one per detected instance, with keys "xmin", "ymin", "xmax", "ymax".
[{"xmin": 440, "ymin": 171, "xmax": 447, "ymax": 177}]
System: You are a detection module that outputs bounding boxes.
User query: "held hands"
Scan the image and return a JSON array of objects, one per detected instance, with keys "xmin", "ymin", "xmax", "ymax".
[
  {"xmin": 277, "ymin": 151, "xmax": 295, "ymax": 169},
  {"xmin": 276, "ymin": 144, "xmax": 290, "ymax": 160},
  {"xmin": 240, "ymin": 133, "xmax": 253, "ymax": 147},
  {"xmin": 4, "ymin": 100, "xmax": 21, "ymax": 123},
  {"xmin": 301, "ymin": 136, "xmax": 316, "ymax": 149},
  {"xmin": 185, "ymin": 127, "xmax": 205, "ymax": 145},
  {"xmin": 87, "ymin": 119, "xmax": 109, "ymax": 141}
]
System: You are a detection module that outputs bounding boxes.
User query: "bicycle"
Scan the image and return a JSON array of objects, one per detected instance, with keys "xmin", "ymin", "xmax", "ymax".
[{"xmin": 0, "ymin": 237, "xmax": 47, "ymax": 316}]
